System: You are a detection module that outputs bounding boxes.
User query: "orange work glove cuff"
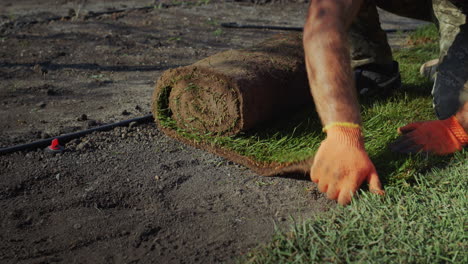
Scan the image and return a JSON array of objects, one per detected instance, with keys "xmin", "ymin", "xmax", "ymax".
[
  {"xmin": 325, "ymin": 126, "xmax": 364, "ymax": 149},
  {"xmin": 446, "ymin": 116, "xmax": 468, "ymax": 145}
]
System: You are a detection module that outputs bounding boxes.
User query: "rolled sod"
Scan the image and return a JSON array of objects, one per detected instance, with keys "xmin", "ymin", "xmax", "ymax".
[{"xmin": 152, "ymin": 32, "xmax": 315, "ymax": 176}]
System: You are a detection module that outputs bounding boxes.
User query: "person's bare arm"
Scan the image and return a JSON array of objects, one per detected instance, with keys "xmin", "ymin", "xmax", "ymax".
[
  {"xmin": 303, "ymin": 0, "xmax": 363, "ymax": 125},
  {"xmin": 303, "ymin": 0, "xmax": 383, "ymax": 205}
]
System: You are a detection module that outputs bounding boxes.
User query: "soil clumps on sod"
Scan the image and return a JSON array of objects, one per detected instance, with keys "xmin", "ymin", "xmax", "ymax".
[{"xmin": 152, "ymin": 32, "xmax": 315, "ymax": 176}]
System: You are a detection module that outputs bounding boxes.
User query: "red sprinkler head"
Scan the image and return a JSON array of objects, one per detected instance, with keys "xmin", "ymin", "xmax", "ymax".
[{"xmin": 46, "ymin": 138, "xmax": 64, "ymax": 153}]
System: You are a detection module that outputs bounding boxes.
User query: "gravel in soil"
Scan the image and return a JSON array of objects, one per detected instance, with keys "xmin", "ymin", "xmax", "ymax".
[{"xmin": 0, "ymin": 123, "xmax": 333, "ymax": 263}]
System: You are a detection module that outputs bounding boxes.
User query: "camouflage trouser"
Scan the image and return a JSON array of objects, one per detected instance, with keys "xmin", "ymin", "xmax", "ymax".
[{"xmin": 350, "ymin": 0, "xmax": 468, "ymax": 119}]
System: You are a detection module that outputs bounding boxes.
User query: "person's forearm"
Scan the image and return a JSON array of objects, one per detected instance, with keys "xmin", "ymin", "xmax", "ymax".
[{"xmin": 303, "ymin": 0, "xmax": 363, "ymax": 126}]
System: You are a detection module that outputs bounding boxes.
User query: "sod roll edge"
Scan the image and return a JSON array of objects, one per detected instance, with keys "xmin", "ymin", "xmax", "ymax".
[{"xmin": 152, "ymin": 32, "xmax": 315, "ymax": 176}]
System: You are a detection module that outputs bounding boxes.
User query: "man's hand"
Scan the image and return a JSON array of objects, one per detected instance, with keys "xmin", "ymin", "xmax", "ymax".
[
  {"xmin": 390, "ymin": 116, "xmax": 468, "ymax": 155},
  {"xmin": 311, "ymin": 126, "xmax": 384, "ymax": 205}
]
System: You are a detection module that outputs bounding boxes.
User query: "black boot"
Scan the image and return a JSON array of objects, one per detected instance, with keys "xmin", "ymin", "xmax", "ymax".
[{"xmin": 354, "ymin": 61, "xmax": 401, "ymax": 97}]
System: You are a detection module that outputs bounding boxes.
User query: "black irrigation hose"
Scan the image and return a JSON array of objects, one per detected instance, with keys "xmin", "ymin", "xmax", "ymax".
[
  {"xmin": 221, "ymin": 22, "xmax": 303, "ymax": 31},
  {"xmin": 0, "ymin": 114, "xmax": 154, "ymax": 155},
  {"xmin": 221, "ymin": 22, "xmax": 416, "ymax": 33}
]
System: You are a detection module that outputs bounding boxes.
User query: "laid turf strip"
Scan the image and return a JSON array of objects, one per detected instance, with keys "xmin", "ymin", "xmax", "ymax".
[{"xmin": 152, "ymin": 30, "xmax": 445, "ymax": 179}]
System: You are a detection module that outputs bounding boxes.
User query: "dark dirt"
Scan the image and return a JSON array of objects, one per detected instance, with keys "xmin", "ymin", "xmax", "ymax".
[
  {"xmin": 1, "ymin": 123, "xmax": 332, "ymax": 263},
  {"xmin": 0, "ymin": 1, "xmax": 427, "ymax": 263}
]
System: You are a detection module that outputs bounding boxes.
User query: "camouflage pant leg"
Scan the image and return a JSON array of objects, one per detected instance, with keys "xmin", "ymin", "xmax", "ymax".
[
  {"xmin": 373, "ymin": 0, "xmax": 465, "ymax": 57},
  {"xmin": 351, "ymin": 0, "xmax": 468, "ymax": 118},
  {"xmin": 349, "ymin": 0, "xmax": 394, "ymax": 68},
  {"xmin": 349, "ymin": 0, "xmax": 433, "ymax": 68},
  {"xmin": 433, "ymin": 0, "xmax": 466, "ymax": 58},
  {"xmin": 431, "ymin": 0, "xmax": 468, "ymax": 119}
]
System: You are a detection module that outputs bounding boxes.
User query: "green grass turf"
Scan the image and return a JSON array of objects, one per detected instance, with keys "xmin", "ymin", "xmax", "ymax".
[
  {"xmin": 242, "ymin": 156, "xmax": 467, "ymax": 263},
  {"xmin": 158, "ymin": 24, "xmax": 457, "ymax": 184},
  {"xmin": 240, "ymin": 24, "xmax": 467, "ymax": 263}
]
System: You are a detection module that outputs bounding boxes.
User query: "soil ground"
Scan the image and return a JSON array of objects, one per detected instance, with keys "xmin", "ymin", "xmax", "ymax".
[{"xmin": 0, "ymin": 1, "xmax": 427, "ymax": 263}]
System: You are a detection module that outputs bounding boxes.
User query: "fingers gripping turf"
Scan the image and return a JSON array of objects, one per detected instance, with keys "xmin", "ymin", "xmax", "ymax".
[
  {"xmin": 368, "ymin": 171, "xmax": 384, "ymax": 195},
  {"xmin": 310, "ymin": 126, "xmax": 384, "ymax": 205}
]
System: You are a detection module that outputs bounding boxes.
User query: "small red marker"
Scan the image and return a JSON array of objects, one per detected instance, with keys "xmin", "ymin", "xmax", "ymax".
[{"xmin": 46, "ymin": 138, "xmax": 64, "ymax": 153}]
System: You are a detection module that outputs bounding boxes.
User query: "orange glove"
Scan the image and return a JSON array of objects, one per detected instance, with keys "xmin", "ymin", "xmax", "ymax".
[
  {"xmin": 310, "ymin": 126, "xmax": 384, "ymax": 205},
  {"xmin": 390, "ymin": 116, "xmax": 468, "ymax": 155}
]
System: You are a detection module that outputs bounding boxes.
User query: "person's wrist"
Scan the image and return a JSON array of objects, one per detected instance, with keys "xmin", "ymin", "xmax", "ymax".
[
  {"xmin": 325, "ymin": 126, "xmax": 364, "ymax": 148},
  {"xmin": 447, "ymin": 116, "xmax": 468, "ymax": 145}
]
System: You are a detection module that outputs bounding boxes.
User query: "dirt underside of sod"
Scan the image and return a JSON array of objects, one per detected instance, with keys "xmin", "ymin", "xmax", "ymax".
[{"xmin": 0, "ymin": 1, "xmax": 449, "ymax": 264}]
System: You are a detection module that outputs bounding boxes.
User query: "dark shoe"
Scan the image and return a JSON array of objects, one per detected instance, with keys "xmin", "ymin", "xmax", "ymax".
[
  {"xmin": 354, "ymin": 61, "xmax": 401, "ymax": 96},
  {"xmin": 420, "ymin": 58, "xmax": 438, "ymax": 82}
]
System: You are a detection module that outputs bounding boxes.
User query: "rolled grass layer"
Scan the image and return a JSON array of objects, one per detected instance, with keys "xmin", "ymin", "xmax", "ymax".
[{"xmin": 152, "ymin": 33, "xmax": 315, "ymax": 176}]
